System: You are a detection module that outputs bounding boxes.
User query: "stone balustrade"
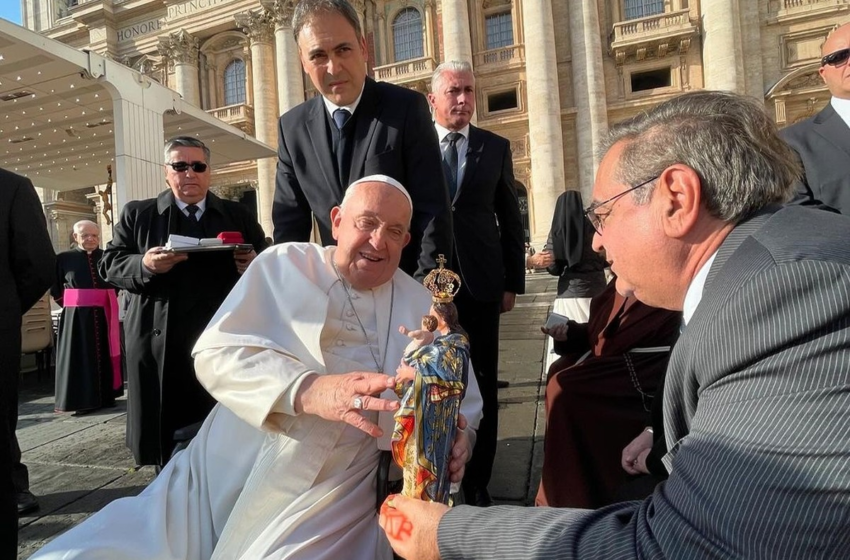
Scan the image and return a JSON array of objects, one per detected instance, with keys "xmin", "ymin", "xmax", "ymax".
[
  {"xmin": 769, "ymin": 0, "xmax": 848, "ymax": 23},
  {"xmin": 206, "ymin": 103, "xmax": 255, "ymax": 135},
  {"xmin": 783, "ymin": 0, "xmax": 838, "ymax": 7},
  {"xmin": 474, "ymin": 44, "xmax": 525, "ymax": 68},
  {"xmin": 611, "ymin": 9, "xmax": 693, "ymax": 45},
  {"xmin": 374, "ymin": 56, "xmax": 437, "ymax": 83}
]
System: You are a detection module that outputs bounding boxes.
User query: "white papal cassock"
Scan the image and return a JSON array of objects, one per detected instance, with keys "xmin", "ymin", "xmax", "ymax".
[{"xmin": 31, "ymin": 243, "xmax": 483, "ymax": 560}]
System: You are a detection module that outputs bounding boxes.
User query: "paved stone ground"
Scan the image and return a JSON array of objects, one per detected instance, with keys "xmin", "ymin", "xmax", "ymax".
[{"xmin": 15, "ymin": 273, "xmax": 557, "ymax": 559}]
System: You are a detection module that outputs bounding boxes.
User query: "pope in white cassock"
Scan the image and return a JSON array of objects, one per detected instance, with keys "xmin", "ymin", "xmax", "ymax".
[{"xmin": 30, "ymin": 176, "xmax": 483, "ymax": 560}]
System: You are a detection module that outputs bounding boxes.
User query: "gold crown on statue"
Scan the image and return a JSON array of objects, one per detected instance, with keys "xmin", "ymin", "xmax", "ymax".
[{"xmin": 424, "ymin": 255, "xmax": 461, "ymax": 303}]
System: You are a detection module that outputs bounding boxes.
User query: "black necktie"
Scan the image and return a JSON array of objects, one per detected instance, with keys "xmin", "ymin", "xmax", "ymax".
[
  {"xmin": 443, "ymin": 132, "xmax": 461, "ymax": 200},
  {"xmin": 185, "ymin": 204, "xmax": 200, "ymax": 223},
  {"xmin": 333, "ymin": 109, "xmax": 353, "ymax": 187}
]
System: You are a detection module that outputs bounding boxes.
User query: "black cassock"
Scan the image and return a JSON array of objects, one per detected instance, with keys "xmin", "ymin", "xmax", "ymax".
[
  {"xmin": 100, "ymin": 191, "xmax": 268, "ymax": 466},
  {"xmin": 51, "ymin": 246, "xmax": 122, "ymax": 412}
]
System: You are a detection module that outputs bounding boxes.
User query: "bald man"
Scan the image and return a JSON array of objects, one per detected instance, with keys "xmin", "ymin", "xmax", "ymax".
[
  {"xmin": 783, "ymin": 22, "xmax": 850, "ymax": 213},
  {"xmin": 31, "ymin": 176, "xmax": 483, "ymax": 560},
  {"xmin": 51, "ymin": 220, "xmax": 122, "ymax": 415}
]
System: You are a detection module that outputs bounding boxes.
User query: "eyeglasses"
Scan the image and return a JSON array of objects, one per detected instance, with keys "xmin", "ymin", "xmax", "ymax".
[
  {"xmin": 166, "ymin": 161, "xmax": 208, "ymax": 173},
  {"xmin": 821, "ymin": 47, "xmax": 850, "ymax": 68},
  {"xmin": 584, "ymin": 176, "xmax": 658, "ymax": 234}
]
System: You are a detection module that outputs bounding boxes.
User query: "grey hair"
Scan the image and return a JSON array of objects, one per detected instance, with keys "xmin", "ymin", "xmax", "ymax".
[
  {"xmin": 164, "ymin": 136, "xmax": 211, "ymax": 165},
  {"xmin": 292, "ymin": 0, "xmax": 362, "ymax": 43},
  {"xmin": 431, "ymin": 60, "xmax": 474, "ymax": 92},
  {"xmin": 597, "ymin": 90, "xmax": 800, "ymax": 223},
  {"xmin": 73, "ymin": 219, "xmax": 99, "ymax": 233}
]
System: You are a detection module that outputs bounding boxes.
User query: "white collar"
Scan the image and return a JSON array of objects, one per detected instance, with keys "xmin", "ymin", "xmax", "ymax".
[
  {"xmin": 322, "ymin": 83, "xmax": 365, "ymax": 118},
  {"xmin": 682, "ymin": 251, "xmax": 718, "ymax": 326},
  {"xmin": 830, "ymin": 96, "xmax": 850, "ymax": 129},
  {"xmin": 434, "ymin": 122, "xmax": 470, "ymax": 142},
  {"xmin": 174, "ymin": 196, "xmax": 207, "ymax": 213}
]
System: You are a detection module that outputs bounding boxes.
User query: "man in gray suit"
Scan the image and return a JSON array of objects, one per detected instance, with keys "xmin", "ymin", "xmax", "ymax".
[
  {"xmin": 782, "ymin": 22, "xmax": 850, "ymax": 213},
  {"xmin": 379, "ymin": 91, "xmax": 850, "ymax": 560}
]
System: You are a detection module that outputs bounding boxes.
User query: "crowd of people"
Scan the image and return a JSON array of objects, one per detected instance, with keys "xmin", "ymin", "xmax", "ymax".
[{"xmin": 2, "ymin": 1, "xmax": 849, "ymax": 558}]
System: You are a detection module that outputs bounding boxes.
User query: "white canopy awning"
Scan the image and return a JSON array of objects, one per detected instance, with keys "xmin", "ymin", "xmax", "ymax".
[{"xmin": 0, "ymin": 18, "xmax": 275, "ymax": 195}]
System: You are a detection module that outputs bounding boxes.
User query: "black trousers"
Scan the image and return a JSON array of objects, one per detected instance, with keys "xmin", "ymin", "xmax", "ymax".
[
  {"xmin": 454, "ymin": 289, "xmax": 501, "ymax": 492},
  {"xmin": 0, "ymin": 402, "xmax": 15, "ymax": 559},
  {"xmin": 1, "ymin": 328, "xmax": 23, "ymax": 556}
]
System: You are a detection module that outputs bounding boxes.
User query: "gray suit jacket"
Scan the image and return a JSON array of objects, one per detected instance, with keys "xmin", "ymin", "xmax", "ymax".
[
  {"xmin": 438, "ymin": 205, "xmax": 850, "ymax": 559},
  {"xmin": 782, "ymin": 103, "xmax": 850, "ymax": 214}
]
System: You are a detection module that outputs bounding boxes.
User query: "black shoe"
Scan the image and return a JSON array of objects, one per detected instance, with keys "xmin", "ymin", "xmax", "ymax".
[
  {"xmin": 496, "ymin": 380, "xmax": 510, "ymax": 389},
  {"xmin": 17, "ymin": 491, "xmax": 39, "ymax": 515},
  {"xmin": 467, "ymin": 487, "xmax": 495, "ymax": 507},
  {"xmin": 71, "ymin": 407, "xmax": 98, "ymax": 417}
]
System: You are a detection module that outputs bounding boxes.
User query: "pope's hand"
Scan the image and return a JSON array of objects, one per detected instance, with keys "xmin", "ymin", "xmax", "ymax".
[
  {"xmin": 142, "ymin": 247, "xmax": 188, "ymax": 274},
  {"xmin": 449, "ymin": 414, "xmax": 471, "ymax": 483},
  {"xmin": 379, "ymin": 494, "xmax": 447, "ymax": 560},
  {"xmin": 295, "ymin": 372, "xmax": 399, "ymax": 437},
  {"xmin": 233, "ymin": 248, "xmax": 256, "ymax": 275}
]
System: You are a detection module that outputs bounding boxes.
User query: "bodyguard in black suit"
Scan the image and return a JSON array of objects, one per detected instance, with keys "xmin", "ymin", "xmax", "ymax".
[
  {"xmin": 782, "ymin": 23, "xmax": 850, "ymax": 213},
  {"xmin": 0, "ymin": 168, "xmax": 55, "ymax": 554},
  {"xmin": 427, "ymin": 61, "xmax": 525, "ymax": 506},
  {"xmin": 273, "ymin": 0, "xmax": 452, "ymax": 278}
]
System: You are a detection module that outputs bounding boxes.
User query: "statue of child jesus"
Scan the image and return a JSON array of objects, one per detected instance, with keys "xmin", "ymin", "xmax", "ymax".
[{"xmin": 391, "ymin": 303, "xmax": 469, "ymax": 504}]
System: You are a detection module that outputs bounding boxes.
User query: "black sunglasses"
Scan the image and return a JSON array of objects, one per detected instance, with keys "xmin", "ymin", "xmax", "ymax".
[
  {"xmin": 821, "ymin": 47, "xmax": 850, "ymax": 68},
  {"xmin": 166, "ymin": 161, "xmax": 208, "ymax": 173}
]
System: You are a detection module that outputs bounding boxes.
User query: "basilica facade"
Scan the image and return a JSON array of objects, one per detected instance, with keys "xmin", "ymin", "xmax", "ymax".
[{"xmin": 20, "ymin": 0, "xmax": 850, "ymax": 247}]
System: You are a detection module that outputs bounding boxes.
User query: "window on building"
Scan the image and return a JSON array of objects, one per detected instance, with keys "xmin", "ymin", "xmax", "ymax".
[
  {"xmin": 488, "ymin": 89, "xmax": 518, "ymax": 112},
  {"xmin": 630, "ymin": 68, "xmax": 672, "ymax": 92},
  {"xmin": 624, "ymin": 0, "xmax": 664, "ymax": 20},
  {"xmin": 485, "ymin": 12, "xmax": 514, "ymax": 50},
  {"xmin": 56, "ymin": 0, "xmax": 78, "ymax": 19},
  {"xmin": 223, "ymin": 59, "xmax": 246, "ymax": 106},
  {"xmin": 392, "ymin": 8, "xmax": 424, "ymax": 62}
]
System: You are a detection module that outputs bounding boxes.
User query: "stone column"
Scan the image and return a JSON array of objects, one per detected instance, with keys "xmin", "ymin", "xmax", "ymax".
[
  {"xmin": 522, "ymin": 0, "xmax": 565, "ymax": 244},
  {"xmin": 379, "ymin": 12, "xmax": 389, "ymax": 65},
  {"xmin": 235, "ymin": 9, "xmax": 278, "ymax": 236},
  {"xmin": 261, "ymin": 0, "xmax": 304, "ymax": 115},
  {"xmin": 424, "ymin": 0, "xmax": 436, "ymax": 59},
  {"xmin": 207, "ymin": 60, "xmax": 218, "ymax": 109},
  {"xmin": 570, "ymin": 0, "xmax": 608, "ymax": 202},
  {"xmin": 158, "ymin": 29, "xmax": 201, "ymax": 106},
  {"xmin": 199, "ymin": 53, "xmax": 209, "ymax": 109},
  {"xmin": 700, "ymin": 0, "xmax": 745, "ymax": 92},
  {"xmin": 738, "ymin": 0, "xmax": 764, "ymax": 99},
  {"xmin": 440, "ymin": 0, "xmax": 473, "ymax": 64},
  {"xmin": 352, "ymin": 0, "xmax": 367, "ymax": 38}
]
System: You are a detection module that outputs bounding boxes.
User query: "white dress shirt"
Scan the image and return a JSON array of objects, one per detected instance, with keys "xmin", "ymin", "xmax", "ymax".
[
  {"xmin": 322, "ymin": 83, "xmax": 365, "ymax": 121},
  {"xmin": 682, "ymin": 251, "xmax": 718, "ymax": 326},
  {"xmin": 831, "ymin": 96, "xmax": 850, "ymax": 129},
  {"xmin": 174, "ymin": 196, "xmax": 207, "ymax": 220}
]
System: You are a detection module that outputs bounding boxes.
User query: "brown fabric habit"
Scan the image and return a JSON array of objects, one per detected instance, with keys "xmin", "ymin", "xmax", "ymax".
[{"xmin": 536, "ymin": 281, "xmax": 680, "ymax": 509}]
